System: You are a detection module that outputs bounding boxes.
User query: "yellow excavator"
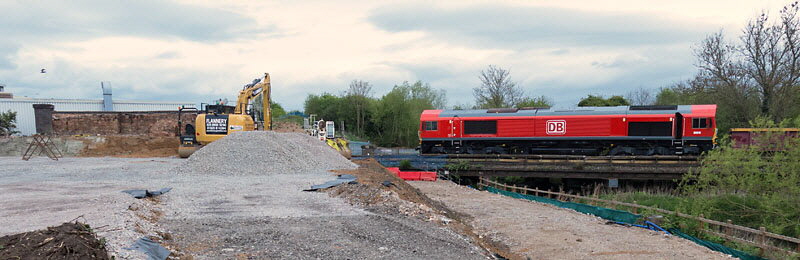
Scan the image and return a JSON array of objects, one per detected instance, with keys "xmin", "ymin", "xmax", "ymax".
[{"xmin": 177, "ymin": 73, "xmax": 272, "ymax": 158}]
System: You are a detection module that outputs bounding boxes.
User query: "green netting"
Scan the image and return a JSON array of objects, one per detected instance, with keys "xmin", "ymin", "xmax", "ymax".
[
  {"xmin": 668, "ymin": 228, "xmax": 767, "ymax": 260},
  {"xmin": 485, "ymin": 186, "xmax": 640, "ymax": 224},
  {"xmin": 483, "ymin": 186, "xmax": 767, "ymax": 260}
]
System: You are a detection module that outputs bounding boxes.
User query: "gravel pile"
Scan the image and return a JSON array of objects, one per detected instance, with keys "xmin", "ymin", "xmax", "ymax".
[{"xmin": 179, "ymin": 131, "xmax": 355, "ymax": 175}]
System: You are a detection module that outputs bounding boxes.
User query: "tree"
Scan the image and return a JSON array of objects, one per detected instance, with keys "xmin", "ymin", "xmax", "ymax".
[
  {"xmin": 346, "ymin": 80, "xmax": 373, "ymax": 136},
  {"xmin": 270, "ymin": 101, "xmax": 286, "ymax": 120},
  {"xmin": 694, "ymin": 3, "xmax": 800, "ymax": 122},
  {"xmin": 654, "ymin": 86, "xmax": 690, "ymax": 106},
  {"xmin": 516, "ymin": 95, "xmax": 552, "ymax": 108},
  {"xmin": 303, "ymin": 93, "xmax": 343, "ymax": 121},
  {"xmin": 626, "ymin": 87, "xmax": 655, "ymax": 106},
  {"xmin": 372, "ymin": 81, "xmax": 446, "ymax": 147},
  {"xmin": 451, "ymin": 103, "xmax": 474, "ymax": 110},
  {"xmin": 577, "ymin": 95, "xmax": 630, "ymax": 107},
  {"xmin": 607, "ymin": 96, "xmax": 629, "ymax": 106},
  {"xmin": 0, "ymin": 110, "xmax": 18, "ymax": 136},
  {"xmin": 474, "ymin": 65, "xmax": 524, "ymax": 108}
]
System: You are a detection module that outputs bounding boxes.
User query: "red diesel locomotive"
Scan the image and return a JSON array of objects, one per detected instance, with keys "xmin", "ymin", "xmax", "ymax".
[{"xmin": 419, "ymin": 105, "xmax": 717, "ymax": 155}]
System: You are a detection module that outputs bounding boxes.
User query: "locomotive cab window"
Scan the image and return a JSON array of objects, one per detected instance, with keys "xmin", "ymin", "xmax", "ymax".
[
  {"xmin": 424, "ymin": 121, "xmax": 438, "ymax": 131},
  {"xmin": 692, "ymin": 118, "xmax": 710, "ymax": 129}
]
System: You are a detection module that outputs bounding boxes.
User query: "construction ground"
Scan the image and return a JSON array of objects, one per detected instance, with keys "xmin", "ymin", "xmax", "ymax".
[{"xmin": 0, "ymin": 131, "xmax": 732, "ymax": 259}]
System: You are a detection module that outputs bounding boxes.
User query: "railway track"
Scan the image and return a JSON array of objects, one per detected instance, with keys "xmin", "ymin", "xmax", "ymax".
[
  {"xmin": 362, "ymin": 154, "xmax": 702, "ymax": 180},
  {"xmin": 422, "ymin": 154, "xmax": 700, "ymax": 164}
]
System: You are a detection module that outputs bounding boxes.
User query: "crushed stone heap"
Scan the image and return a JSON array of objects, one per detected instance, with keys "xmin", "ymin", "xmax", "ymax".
[{"xmin": 179, "ymin": 131, "xmax": 355, "ymax": 175}]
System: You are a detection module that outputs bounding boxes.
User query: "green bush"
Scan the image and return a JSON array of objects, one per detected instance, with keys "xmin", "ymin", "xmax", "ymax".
[
  {"xmin": 677, "ymin": 116, "xmax": 800, "ymax": 239},
  {"xmin": 398, "ymin": 160, "xmax": 413, "ymax": 171},
  {"xmin": 0, "ymin": 110, "xmax": 18, "ymax": 136},
  {"xmin": 444, "ymin": 160, "xmax": 471, "ymax": 171}
]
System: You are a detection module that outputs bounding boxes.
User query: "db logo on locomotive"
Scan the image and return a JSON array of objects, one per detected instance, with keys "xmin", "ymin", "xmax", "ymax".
[{"xmin": 546, "ymin": 120, "xmax": 566, "ymax": 135}]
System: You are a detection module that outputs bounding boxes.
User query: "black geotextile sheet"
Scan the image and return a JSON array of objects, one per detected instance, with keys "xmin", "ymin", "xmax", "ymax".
[
  {"xmin": 122, "ymin": 188, "xmax": 172, "ymax": 199},
  {"xmin": 124, "ymin": 237, "xmax": 170, "ymax": 260},
  {"xmin": 304, "ymin": 174, "xmax": 357, "ymax": 191}
]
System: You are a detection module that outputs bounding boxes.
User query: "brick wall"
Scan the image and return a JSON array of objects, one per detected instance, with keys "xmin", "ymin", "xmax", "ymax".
[{"xmin": 53, "ymin": 111, "xmax": 197, "ymax": 137}]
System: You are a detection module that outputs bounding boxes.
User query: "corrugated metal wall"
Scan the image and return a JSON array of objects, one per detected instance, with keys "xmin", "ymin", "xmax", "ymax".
[{"xmin": 0, "ymin": 98, "xmax": 194, "ymax": 135}]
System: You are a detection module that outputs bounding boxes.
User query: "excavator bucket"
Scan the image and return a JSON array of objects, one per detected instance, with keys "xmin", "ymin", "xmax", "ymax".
[{"xmin": 326, "ymin": 138, "xmax": 352, "ymax": 159}]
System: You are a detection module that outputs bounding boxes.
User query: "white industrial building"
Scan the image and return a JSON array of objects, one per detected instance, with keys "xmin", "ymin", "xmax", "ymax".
[{"xmin": 0, "ymin": 84, "xmax": 194, "ymax": 135}]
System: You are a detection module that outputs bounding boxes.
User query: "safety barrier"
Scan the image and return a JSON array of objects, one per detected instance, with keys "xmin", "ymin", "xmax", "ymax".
[
  {"xmin": 385, "ymin": 167, "xmax": 437, "ymax": 181},
  {"xmin": 478, "ymin": 177, "xmax": 798, "ymax": 259}
]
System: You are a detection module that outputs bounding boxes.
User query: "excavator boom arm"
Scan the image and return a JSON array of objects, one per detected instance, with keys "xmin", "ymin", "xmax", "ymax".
[{"xmin": 234, "ymin": 73, "xmax": 272, "ymax": 130}]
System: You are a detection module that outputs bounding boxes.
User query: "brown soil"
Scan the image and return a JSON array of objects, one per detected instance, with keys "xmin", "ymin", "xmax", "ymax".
[
  {"xmin": 0, "ymin": 222, "xmax": 110, "ymax": 260},
  {"xmin": 75, "ymin": 122, "xmax": 305, "ymax": 158},
  {"xmin": 79, "ymin": 136, "xmax": 179, "ymax": 157},
  {"xmin": 329, "ymin": 159, "xmax": 522, "ymax": 259},
  {"xmin": 272, "ymin": 121, "xmax": 305, "ymax": 133}
]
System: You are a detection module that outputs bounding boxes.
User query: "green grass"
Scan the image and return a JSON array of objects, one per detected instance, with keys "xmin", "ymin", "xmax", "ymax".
[
  {"xmin": 593, "ymin": 190, "xmax": 800, "ymax": 259},
  {"xmin": 599, "ymin": 192, "xmax": 684, "ymax": 211}
]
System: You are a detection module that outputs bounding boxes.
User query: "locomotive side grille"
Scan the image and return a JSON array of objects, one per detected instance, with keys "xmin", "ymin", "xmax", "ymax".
[
  {"xmin": 628, "ymin": 122, "xmax": 672, "ymax": 136},
  {"xmin": 464, "ymin": 120, "xmax": 497, "ymax": 134}
]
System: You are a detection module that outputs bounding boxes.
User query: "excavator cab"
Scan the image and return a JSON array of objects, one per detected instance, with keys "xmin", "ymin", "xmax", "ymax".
[
  {"xmin": 205, "ymin": 104, "xmax": 235, "ymax": 114},
  {"xmin": 177, "ymin": 106, "xmax": 199, "ymax": 158}
]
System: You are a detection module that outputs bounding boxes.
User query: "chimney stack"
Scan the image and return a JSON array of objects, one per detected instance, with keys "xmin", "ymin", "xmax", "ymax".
[{"xmin": 101, "ymin": 82, "xmax": 113, "ymax": 111}]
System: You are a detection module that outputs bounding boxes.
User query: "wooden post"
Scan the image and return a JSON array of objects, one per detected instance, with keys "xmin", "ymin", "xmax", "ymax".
[
  {"xmin": 547, "ymin": 189, "xmax": 552, "ymax": 199},
  {"xmin": 796, "ymin": 240, "xmax": 799, "ymax": 253},
  {"xmin": 758, "ymin": 226, "xmax": 766, "ymax": 257},
  {"xmin": 534, "ymin": 187, "xmax": 538, "ymax": 197},
  {"xmin": 523, "ymin": 186, "xmax": 528, "ymax": 195},
  {"xmin": 726, "ymin": 220, "xmax": 733, "ymax": 239},
  {"xmin": 698, "ymin": 214, "xmax": 706, "ymax": 233},
  {"xmin": 632, "ymin": 200, "xmax": 638, "ymax": 214}
]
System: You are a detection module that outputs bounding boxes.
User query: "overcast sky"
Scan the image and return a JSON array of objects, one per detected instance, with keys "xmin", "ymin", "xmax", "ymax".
[{"xmin": 0, "ymin": 0, "xmax": 793, "ymax": 110}]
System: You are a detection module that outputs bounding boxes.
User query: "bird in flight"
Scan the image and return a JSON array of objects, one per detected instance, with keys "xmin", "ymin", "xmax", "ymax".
[{"xmin": 40, "ymin": 68, "xmax": 46, "ymax": 73}]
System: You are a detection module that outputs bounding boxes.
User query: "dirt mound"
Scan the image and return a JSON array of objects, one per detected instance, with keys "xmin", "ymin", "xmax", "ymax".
[
  {"xmin": 329, "ymin": 159, "xmax": 519, "ymax": 259},
  {"xmin": 330, "ymin": 159, "xmax": 441, "ymax": 208},
  {"xmin": 79, "ymin": 136, "xmax": 179, "ymax": 158},
  {"xmin": 0, "ymin": 222, "xmax": 110, "ymax": 260},
  {"xmin": 272, "ymin": 121, "xmax": 305, "ymax": 133},
  {"xmin": 179, "ymin": 131, "xmax": 355, "ymax": 175}
]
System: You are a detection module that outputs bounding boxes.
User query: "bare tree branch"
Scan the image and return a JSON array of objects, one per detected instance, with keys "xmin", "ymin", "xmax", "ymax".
[{"xmin": 474, "ymin": 65, "xmax": 524, "ymax": 108}]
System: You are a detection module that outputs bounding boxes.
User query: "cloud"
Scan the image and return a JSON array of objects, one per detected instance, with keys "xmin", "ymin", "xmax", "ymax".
[
  {"xmin": 591, "ymin": 55, "xmax": 648, "ymax": 68},
  {"xmin": 549, "ymin": 49, "xmax": 570, "ymax": 55},
  {"xmin": 369, "ymin": 4, "xmax": 711, "ymax": 49},
  {"xmin": 0, "ymin": 43, "xmax": 19, "ymax": 70},
  {"xmin": 155, "ymin": 51, "xmax": 181, "ymax": 59},
  {"xmin": 0, "ymin": 56, "xmax": 245, "ymax": 105},
  {"xmin": 0, "ymin": 1, "xmax": 738, "ymax": 112},
  {"xmin": 535, "ymin": 47, "xmax": 695, "ymax": 107},
  {"xmin": 0, "ymin": 0, "xmax": 271, "ymax": 43},
  {"xmin": 386, "ymin": 63, "xmax": 457, "ymax": 83}
]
